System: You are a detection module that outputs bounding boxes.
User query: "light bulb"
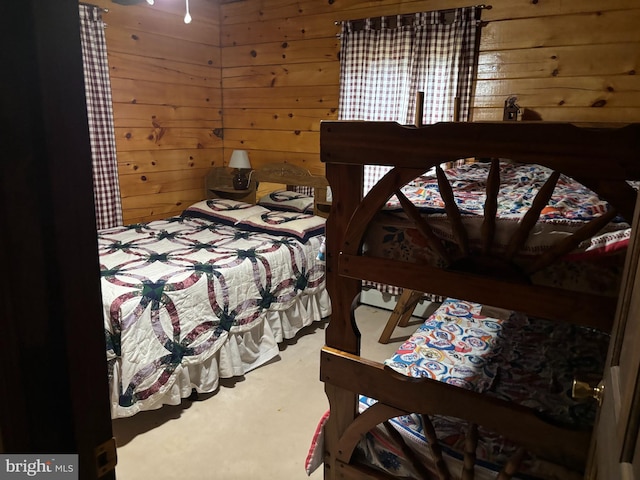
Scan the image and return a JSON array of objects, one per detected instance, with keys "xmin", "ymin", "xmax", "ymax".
[
  {"xmin": 146, "ymin": 0, "xmax": 154, "ymax": 4},
  {"xmin": 184, "ymin": 0, "xmax": 192, "ymax": 23}
]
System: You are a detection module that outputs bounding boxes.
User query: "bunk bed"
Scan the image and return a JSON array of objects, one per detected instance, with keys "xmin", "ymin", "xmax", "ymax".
[
  {"xmin": 317, "ymin": 121, "xmax": 640, "ymax": 479},
  {"xmin": 100, "ymin": 163, "xmax": 331, "ymax": 419}
]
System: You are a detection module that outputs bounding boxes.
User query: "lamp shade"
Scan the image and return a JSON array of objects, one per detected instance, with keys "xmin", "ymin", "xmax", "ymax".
[{"xmin": 228, "ymin": 150, "xmax": 251, "ymax": 169}]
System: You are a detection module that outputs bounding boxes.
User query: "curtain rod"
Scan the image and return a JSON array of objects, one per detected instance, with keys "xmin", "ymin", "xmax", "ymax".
[
  {"xmin": 79, "ymin": 1, "xmax": 109, "ymax": 13},
  {"xmin": 334, "ymin": 4, "xmax": 491, "ymax": 25}
]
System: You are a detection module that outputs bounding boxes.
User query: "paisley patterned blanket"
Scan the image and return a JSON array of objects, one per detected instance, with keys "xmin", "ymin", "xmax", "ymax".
[
  {"xmin": 99, "ymin": 213, "xmax": 329, "ymax": 418},
  {"xmin": 364, "ymin": 162, "xmax": 632, "ymax": 296},
  {"xmin": 358, "ymin": 299, "xmax": 608, "ymax": 479},
  {"xmin": 382, "ymin": 161, "xmax": 631, "ymax": 257}
]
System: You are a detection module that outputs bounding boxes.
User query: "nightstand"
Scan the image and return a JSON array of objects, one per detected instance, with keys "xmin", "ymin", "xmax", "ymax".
[
  {"xmin": 205, "ymin": 167, "xmax": 256, "ymax": 203},
  {"xmin": 208, "ymin": 185, "xmax": 255, "ymax": 204}
]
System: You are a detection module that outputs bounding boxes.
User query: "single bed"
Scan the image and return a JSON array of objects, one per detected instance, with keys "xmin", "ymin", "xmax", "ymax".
[
  {"xmin": 314, "ymin": 121, "xmax": 640, "ymax": 479},
  {"xmin": 100, "ymin": 163, "xmax": 331, "ymax": 419}
]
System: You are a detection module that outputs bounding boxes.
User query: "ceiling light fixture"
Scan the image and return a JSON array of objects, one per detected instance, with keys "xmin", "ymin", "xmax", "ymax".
[
  {"xmin": 184, "ymin": 0, "xmax": 192, "ymax": 23},
  {"xmin": 124, "ymin": 0, "xmax": 192, "ymax": 24}
]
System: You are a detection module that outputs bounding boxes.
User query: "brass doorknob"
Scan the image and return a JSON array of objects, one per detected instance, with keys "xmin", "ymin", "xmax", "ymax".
[{"xmin": 572, "ymin": 379, "xmax": 604, "ymax": 406}]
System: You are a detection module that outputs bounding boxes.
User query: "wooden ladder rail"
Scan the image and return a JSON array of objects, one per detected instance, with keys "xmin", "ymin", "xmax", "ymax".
[{"xmin": 378, "ymin": 289, "xmax": 424, "ymax": 344}]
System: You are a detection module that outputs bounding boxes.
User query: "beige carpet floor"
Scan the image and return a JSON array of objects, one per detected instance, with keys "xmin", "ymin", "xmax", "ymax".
[{"xmin": 112, "ymin": 305, "xmax": 426, "ymax": 480}]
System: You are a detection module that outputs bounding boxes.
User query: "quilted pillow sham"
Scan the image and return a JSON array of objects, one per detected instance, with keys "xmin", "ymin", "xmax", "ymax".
[
  {"xmin": 182, "ymin": 200, "xmax": 324, "ymax": 242},
  {"xmin": 238, "ymin": 210, "xmax": 325, "ymax": 242},
  {"xmin": 181, "ymin": 199, "xmax": 269, "ymax": 226},
  {"xmin": 258, "ymin": 189, "xmax": 314, "ymax": 214}
]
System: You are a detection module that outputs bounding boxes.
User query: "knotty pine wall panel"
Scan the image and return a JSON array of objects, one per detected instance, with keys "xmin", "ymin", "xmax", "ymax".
[
  {"xmin": 220, "ymin": 0, "xmax": 640, "ymax": 180},
  {"xmin": 108, "ymin": 52, "xmax": 219, "ymax": 89},
  {"xmin": 224, "ymin": 108, "xmax": 336, "ymax": 131},
  {"xmin": 220, "ymin": 1, "xmax": 341, "ymax": 175},
  {"xmin": 117, "ymin": 149, "xmax": 214, "ymax": 177},
  {"xmin": 477, "ymin": 44, "xmax": 640, "ymax": 80},
  {"xmin": 223, "ymin": 62, "xmax": 339, "ymax": 88},
  {"xmin": 222, "ymin": 38, "xmax": 339, "ymax": 67},
  {"xmin": 89, "ymin": 0, "xmax": 639, "ymax": 224},
  {"xmin": 91, "ymin": 0, "xmax": 221, "ymax": 224},
  {"xmin": 113, "ymin": 104, "xmax": 221, "ymax": 128}
]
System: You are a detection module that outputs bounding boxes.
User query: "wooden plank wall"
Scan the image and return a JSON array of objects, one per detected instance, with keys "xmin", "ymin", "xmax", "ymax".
[
  {"xmin": 90, "ymin": 0, "xmax": 640, "ymax": 224},
  {"xmin": 220, "ymin": 0, "xmax": 340, "ymax": 178},
  {"xmin": 220, "ymin": 0, "xmax": 640, "ymax": 174},
  {"xmin": 90, "ymin": 0, "xmax": 221, "ymax": 224}
]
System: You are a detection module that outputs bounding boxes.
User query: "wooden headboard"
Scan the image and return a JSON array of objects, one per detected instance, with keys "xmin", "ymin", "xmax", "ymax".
[
  {"xmin": 204, "ymin": 162, "xmax": 330, "ymax": 217},
  {"xmin": 253, "ymin": 163, "xmax": 331, "ymax": 218}
]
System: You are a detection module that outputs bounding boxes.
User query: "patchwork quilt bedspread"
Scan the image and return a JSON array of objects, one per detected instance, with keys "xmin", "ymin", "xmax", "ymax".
[{"xmin": 99, "ymin": 214, "xmax": 328, "ymax": 418}]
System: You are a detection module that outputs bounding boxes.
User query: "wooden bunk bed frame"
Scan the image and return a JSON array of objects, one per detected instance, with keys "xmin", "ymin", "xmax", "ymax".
[{"xmin": 319, "ymin": 121, "xmax": 640, "ymax": 479}]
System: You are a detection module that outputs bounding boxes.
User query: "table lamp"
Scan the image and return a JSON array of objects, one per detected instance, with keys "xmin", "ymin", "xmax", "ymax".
[{"xmin": 228, "ymin": 150, "xmax": 252, "ymax": 190}]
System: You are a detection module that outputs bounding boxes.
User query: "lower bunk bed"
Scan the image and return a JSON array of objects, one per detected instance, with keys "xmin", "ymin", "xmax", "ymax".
[
  {"xmin": 312, "ymin": 298, "xmax": 606, "ymax": 479},
  {"xmin": 314, "ymin": 120, "xmax": 640, "ymax": 479}
]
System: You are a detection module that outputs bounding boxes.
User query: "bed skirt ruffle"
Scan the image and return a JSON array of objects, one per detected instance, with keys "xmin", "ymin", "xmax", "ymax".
[{"xmin": 109, "ymin": 288, "xmax": 330, "ymax": 419}]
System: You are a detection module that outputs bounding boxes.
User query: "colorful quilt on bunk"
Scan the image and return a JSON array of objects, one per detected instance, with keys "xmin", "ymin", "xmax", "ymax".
[
  {"xmin": 382, "ymin": 161, "xmax": 632, "ymax": 256},
  {"xmin": 383, "ymin": 300, "xmax": 506, "ymax": 392},
  {"xmin": 358, "ymin": 299, "xmax": 609, "ymax": 479},
  {"xmin": 99, "ymin": 213, "xmax": 327, "ymax": 418},
  {"xmin": 364, "ymin": 161, "xmax": 631, "ymax": 297}
]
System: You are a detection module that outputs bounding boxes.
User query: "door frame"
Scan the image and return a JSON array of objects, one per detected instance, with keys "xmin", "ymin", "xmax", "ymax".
[{"xmin": 0, "ymin": 1, "xmax": 115, "ymax": 478}]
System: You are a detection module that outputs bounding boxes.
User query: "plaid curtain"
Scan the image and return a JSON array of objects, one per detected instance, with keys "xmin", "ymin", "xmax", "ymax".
[
  {"xmin": 338, "ymin": 6, "xmax": 481, "ymax": 194},
  {"xmin": 79, "ymin": 4, "xmax": 123, "ymax": 229},
  {"xmin": 338, "ymin": 7, "xmax": 480, "ymax": 297}
]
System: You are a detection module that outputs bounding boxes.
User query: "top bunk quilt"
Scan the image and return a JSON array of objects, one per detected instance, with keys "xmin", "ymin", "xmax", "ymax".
[
  {"xmin": 382, "ymin": 161, "xmax": 631, "ymax": 254},
  {"xmin": 363, "ymin": 160, "xmax": 634, "ymax": 298}
]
